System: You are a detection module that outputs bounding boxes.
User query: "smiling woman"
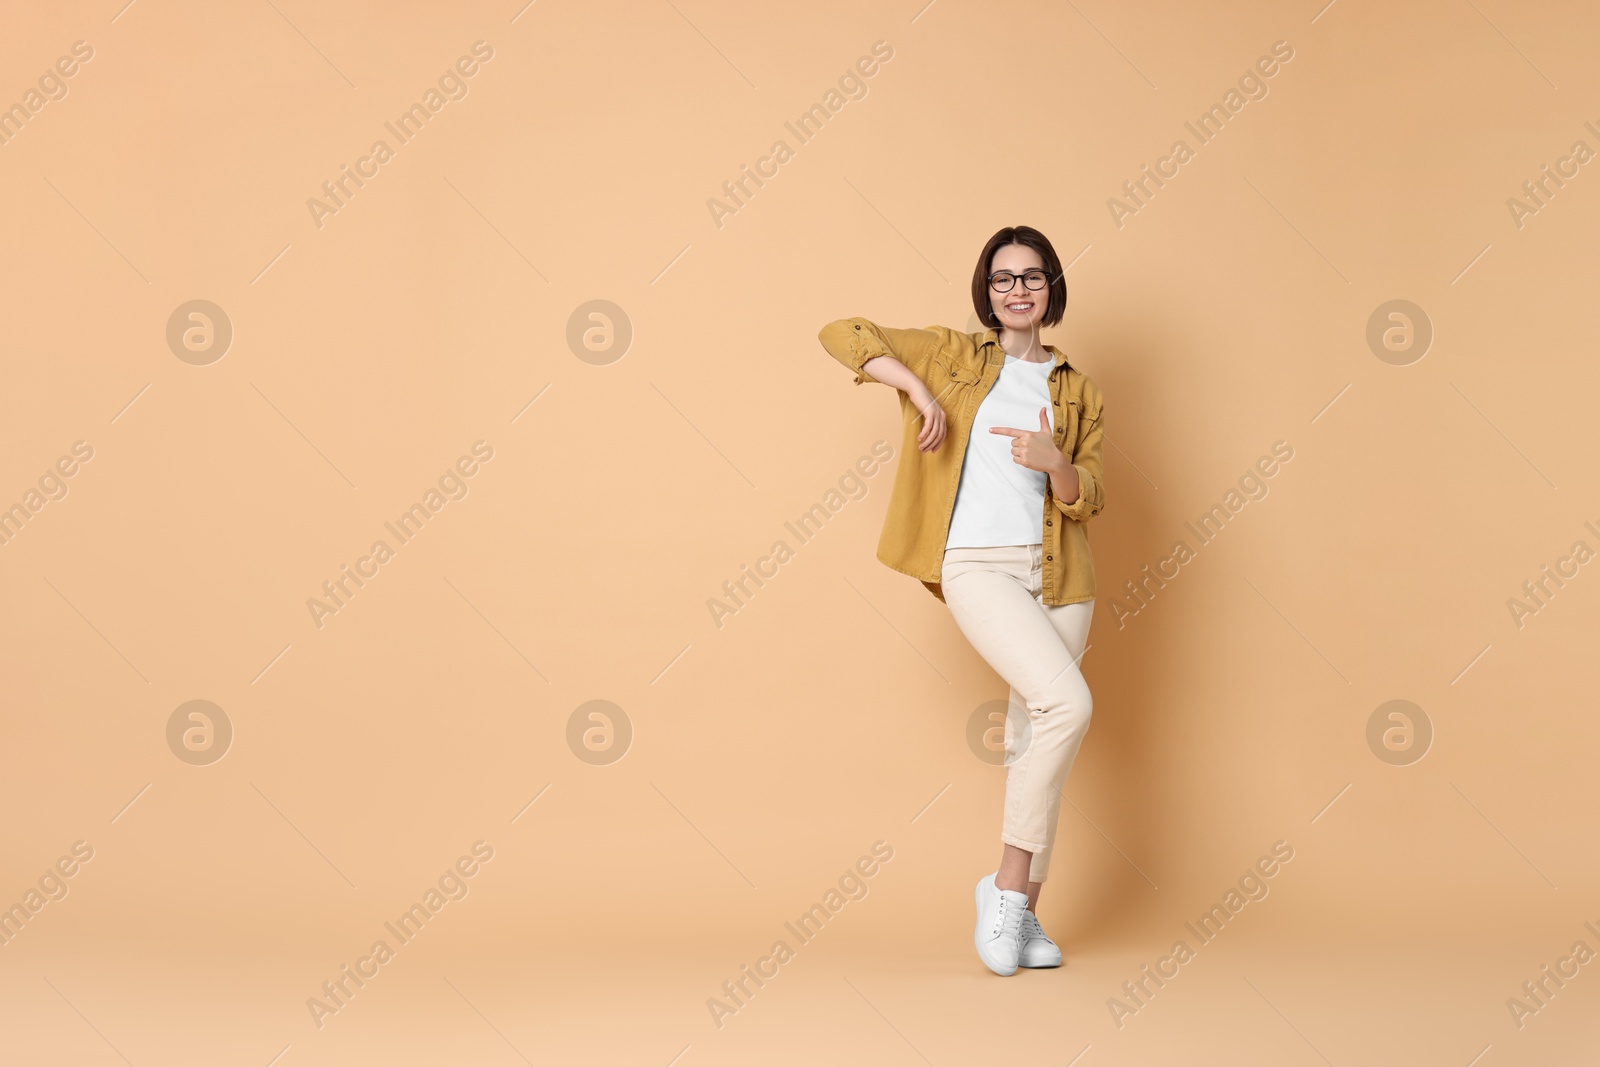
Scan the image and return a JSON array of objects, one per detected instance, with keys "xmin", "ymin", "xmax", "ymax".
[{"xmin": 818, "ymin": 224, "xmax": 1109, "ymax": 977}]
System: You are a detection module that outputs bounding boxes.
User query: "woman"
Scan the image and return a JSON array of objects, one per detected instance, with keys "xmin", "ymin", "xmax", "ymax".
[{"xmin": 816, "ymin": 225, "xmax": 1106, "ymax": 977}]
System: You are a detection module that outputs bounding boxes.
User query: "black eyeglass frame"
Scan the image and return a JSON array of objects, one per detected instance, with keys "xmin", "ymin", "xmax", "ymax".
[{"xmin": 987, "ymin": 269, "xmax": 1051, "ymax": 293}]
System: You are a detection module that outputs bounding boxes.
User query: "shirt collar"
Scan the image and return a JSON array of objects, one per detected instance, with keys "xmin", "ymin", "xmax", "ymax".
[{"xmin": 978, "ymin": 328, "xmax": 1071, "ymax": 369}]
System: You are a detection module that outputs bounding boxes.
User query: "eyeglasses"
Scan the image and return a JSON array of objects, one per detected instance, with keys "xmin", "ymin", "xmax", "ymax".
[{"xmin": 988, "ymin": 269, "xmax": 1050, "ymax": 293}]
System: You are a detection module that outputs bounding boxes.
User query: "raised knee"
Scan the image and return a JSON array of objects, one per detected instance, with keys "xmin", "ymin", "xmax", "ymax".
[{"xmin": 1033, "ymin": 682, "xmax": 1091, "ymax": 726}]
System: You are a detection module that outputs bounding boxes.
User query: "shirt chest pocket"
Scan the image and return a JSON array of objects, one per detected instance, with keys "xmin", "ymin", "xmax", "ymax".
[
  {"xmin": 1054, "ymin": 396, "xmax": 1080, "ymax": 450},
  {"xmin": 932, "ymin": 353, "xmax": 982, "ymax": 387}
]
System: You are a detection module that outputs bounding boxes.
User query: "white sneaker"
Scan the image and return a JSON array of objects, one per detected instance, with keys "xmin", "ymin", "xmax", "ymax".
[
  {"xmin": 973, "ymin": 872, "xmax": 1028, "ymax": 976},
  {"xmin": 1018, "ymin": 909, "xmax": 1063, "ymax": 968}
]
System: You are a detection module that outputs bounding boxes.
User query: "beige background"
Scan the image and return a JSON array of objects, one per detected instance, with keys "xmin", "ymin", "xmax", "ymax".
[{"xmin": 2, "ymin": 0, "xmax": 1598, "ymax": 1063}]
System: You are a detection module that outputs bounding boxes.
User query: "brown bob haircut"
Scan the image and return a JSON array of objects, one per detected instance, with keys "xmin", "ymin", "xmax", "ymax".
[{"xmin": 970, "ymin": 225, "xmax": 1067, "ymax": 330}]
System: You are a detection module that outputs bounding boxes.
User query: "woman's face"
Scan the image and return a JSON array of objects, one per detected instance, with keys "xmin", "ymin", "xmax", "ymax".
[{"xmin": 987, "ymin": 243, "xmax": 1049, "ymax": 333}]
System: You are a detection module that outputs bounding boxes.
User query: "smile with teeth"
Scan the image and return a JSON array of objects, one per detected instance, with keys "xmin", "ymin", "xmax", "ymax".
[{"xmin": 1006, "ymin": 302, "xmax": 1033, "ymax": 311}]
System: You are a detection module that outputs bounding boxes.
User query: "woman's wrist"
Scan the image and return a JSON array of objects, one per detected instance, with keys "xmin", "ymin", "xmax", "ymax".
[{"xmin": 1048, "ymin": 457, "xmax": 1079, "ymax": 501}]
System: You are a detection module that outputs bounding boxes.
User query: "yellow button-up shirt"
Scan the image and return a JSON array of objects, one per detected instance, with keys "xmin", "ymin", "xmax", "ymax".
[{"xmin": 817, "ymin": 317, "xmax": 1105, "ymax": 606}]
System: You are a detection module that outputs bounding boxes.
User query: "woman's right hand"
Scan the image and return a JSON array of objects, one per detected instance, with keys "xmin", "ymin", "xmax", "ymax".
[{"xmin": 908, "ymin": 385, "xmax": 947, "ymax": 452}]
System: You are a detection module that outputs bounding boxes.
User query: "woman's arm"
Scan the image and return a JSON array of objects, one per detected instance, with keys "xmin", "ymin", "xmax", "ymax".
[
  {"xmin": 1047, "ymin": 459, "xmax": 1082, "ymax": 506},
  {"xmin": 857, "ymin": 355, "xmax": 948, "ymax": 453},
  {"xmin": 817, "ymin": 318, "xmax": 949, "ymax": 452},
  {"xmin": 859, "ymin": 354, "xmax": 924, "ymax": 394},
  {"xmin": 1052, "ymin": 386, "xmax": 1105, "ymax": 521},
  {"xmin": 816, "ymin": 317, "xmax": 943, "ymax": 387}
]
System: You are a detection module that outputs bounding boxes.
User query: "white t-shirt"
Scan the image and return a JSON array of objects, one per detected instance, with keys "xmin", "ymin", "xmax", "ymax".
[{"xmin": 945, "ymin": 353, "xmax": 1056, "ymax": 549}]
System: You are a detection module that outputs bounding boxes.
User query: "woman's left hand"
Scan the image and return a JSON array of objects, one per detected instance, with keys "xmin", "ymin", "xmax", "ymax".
[{"xmin": 990, "ymin": 407, "xmax": 1065, "ymax": 475}]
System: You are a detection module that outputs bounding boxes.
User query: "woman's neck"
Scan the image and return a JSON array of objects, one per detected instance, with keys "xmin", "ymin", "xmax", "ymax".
[{"xmin": 1000, "ymin": 325, "xmax": 1049, "ymax": 363}]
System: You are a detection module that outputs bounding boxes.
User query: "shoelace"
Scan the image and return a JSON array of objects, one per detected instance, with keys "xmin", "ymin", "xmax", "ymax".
[
  {"xmin": 991, "ymin": 894, "xmax": 1025, "ymax": 940},
  {"xmin": 1021, "ymin": 910, "xmax": 1046, "ymax": 942}
]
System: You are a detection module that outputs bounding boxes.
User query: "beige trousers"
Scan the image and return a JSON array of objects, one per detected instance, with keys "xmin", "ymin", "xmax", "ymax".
[{"xmin": 940, "ymin": 543, "xmax": 1095, "ymax": 883}]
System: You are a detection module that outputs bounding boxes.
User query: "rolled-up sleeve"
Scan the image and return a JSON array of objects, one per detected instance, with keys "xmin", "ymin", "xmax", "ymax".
[
  {"xmin": 1054, "ymin": 394, "xmax": 1105, "ymax": 522},
  {"xmin": 817, "ymin": 317, "xmax": 942, "ymax": 387}
]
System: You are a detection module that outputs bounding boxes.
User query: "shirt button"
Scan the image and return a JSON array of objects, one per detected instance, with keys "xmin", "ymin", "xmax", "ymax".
[{"xmin": 1046, "ymin": 554, "xmax": 1053, "ymax": 561}]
